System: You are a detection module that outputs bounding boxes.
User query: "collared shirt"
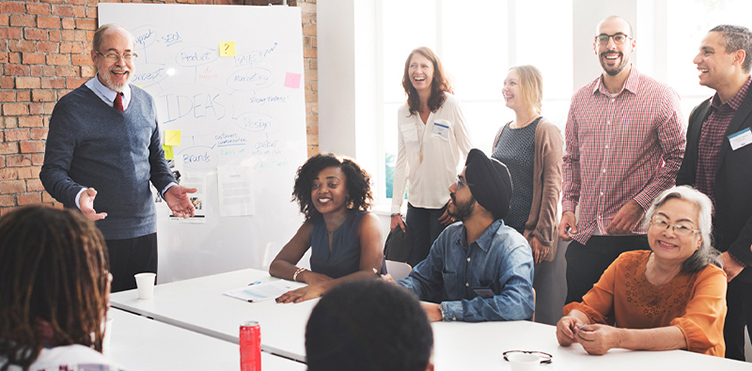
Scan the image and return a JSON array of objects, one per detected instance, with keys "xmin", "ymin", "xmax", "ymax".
[
  {"xmin": 75, "ymin": 76, "xmax": 174, "ymax": 207},
  {"xmin": 85, "ymin": 74, "xmax": 132, "ymax": 109},
  {"xmin": 391, "ymin": 93, "xmax": 473, "ymax": 213},
  {"xmin": 696, "ymin": 76, "xmax": 752, "ymax": 201},
  {"xmin": 562, "ymin": 66, "xmax": 686, "ymax": 244},
  {"xmin": 397, "ymin": 219, "xmax": 535, "ymax": 322}
]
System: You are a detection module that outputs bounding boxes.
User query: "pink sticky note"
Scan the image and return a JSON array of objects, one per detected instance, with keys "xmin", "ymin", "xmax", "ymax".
[{"xmin": 284, "ymin": 72, "xmax": 301, "ymax": 88}]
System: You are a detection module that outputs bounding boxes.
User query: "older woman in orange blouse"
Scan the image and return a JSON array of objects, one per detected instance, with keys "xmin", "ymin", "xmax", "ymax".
[{"xmin": 556, "ymin": 186, "xmax": 727, "ymax": 357}]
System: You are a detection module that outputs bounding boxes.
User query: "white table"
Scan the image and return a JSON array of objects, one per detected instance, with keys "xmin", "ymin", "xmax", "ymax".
[
  {"xmin": 109, "ymin": 269, "xmax": 315, "ymax": 362},
  {"xmin": 112, "ymin": 269, "xmax": 752, "ymax": 369},
  {"xmin": 107, "ymin": 308, "xmax": 306, "ymax": 370},
  {"xmin": 432, "ymin": 320, "xmax": 752, "ymax": 370}
]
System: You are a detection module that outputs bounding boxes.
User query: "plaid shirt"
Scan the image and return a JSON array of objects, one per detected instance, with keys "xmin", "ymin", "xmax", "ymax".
[
  {"xmin": 696, "ymin": 76, "xmax": 752, "ymax": 201},
  {"xmin": 562, "ymin": 67, "xmax": 686, "ymax": 244}
]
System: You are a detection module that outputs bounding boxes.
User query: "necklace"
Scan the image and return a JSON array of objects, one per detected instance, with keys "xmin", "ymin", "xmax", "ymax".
[
  {"xmin": 325, "ymin": 210, "xmax": 349, "ymax": 235},
  {"xmin": 513, "ymin": 113, "xmax": 538, "ymax": 129}
]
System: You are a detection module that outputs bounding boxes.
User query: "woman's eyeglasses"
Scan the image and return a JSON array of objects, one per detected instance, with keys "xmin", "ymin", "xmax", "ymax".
[
  {"xmin": 649, "ymin": 218, "xmax": 700, "ymax": 236},
  {"xmin": 502, "ymin": 350, "xmax": 553, "ymax": 364}
]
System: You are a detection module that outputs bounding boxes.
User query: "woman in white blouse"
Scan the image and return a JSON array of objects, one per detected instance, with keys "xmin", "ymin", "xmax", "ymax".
[{"xmin": 391, "ymin": 46, "xmax": 473, "ymax": 267}]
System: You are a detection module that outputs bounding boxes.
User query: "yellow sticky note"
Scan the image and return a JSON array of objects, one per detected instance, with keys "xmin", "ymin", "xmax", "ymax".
[
  {"xmin": 219, "ymin": 41, "xmax": 235, "ymax": 57},
  {"xmin": 165, "ymin": 130, "xmax": 181, "ymax": 146},
  {"xmin": 163, "ymin": 145, "xmax": 174, "ymax": 160}
]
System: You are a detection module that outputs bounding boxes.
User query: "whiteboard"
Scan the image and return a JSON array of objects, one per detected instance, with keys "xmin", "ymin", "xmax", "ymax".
[{"xmin": 99, "ymin": 3, "xmax": 306, "ymax": 283}]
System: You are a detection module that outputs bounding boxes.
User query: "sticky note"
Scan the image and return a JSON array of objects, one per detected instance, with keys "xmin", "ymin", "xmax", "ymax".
[
  {"xmin": 284, "ymin": 72, "xmax": 301, "ymax": 88},
  {"xmin": 165, "ymin": 130, "xmax": 181, "ymax": 146},
  {"xmin": 219, "ymin": 41, "xmax": 235, "ymax": 57},
  {"xmin": 163, "ymin": 145, "xmax": 174, "ymax": 160}
]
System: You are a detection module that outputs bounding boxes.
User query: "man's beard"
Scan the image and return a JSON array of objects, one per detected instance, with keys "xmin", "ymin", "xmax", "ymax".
[
  {"xmin": 449, "ymin": 194, "xmax": 475, "ymax": 222},
  {"xmin": 101, "ymin": 68, "xmax": 133, "ymax": 92},
  {"xmin": 600, "ymin": 51, "xmax": 629, "ymax": 76}
]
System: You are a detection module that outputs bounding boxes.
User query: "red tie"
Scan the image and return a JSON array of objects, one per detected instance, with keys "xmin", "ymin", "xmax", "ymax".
[{"xmin": 114, "ymin": 93, "xmax": 124, "ymax": 111}]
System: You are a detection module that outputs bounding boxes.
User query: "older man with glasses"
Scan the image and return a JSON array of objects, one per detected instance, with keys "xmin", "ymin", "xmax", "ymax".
[
  {"xmin": 558, "ymin": 15, "xmax": 686, "ymax": 304},
  {"xmin": 41, "ymin": 24, "xmax": 197, "ymax": 292}
]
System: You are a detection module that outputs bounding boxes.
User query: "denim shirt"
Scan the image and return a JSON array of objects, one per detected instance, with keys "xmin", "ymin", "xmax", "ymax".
[{"xmin": 398, "ymin": 219, "xmax": 535, "ymax": 322}]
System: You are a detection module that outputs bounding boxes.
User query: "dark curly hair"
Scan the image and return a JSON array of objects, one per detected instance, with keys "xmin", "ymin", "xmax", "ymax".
[
  {"xmin": 0, "ymin": 206, "xmax": 109, "ymax": 371},
  {"xmin": 293, "ymin": 153, "xmax": 373, "ymax": 221}
]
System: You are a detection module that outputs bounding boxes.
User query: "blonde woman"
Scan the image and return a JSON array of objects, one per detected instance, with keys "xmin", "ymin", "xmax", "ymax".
[{"xmin": 492, "ymin": 65, "xmax": 563, "ymax": 264}]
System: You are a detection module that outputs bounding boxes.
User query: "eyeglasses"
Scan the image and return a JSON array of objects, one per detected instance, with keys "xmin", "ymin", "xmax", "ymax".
[
  {"xmin": 96, "ymin": 51, "xmax": 138, "ymax": 62},
  {"xmin": 503, "ymin": 350, "xmax": 552, "ymax": 364},
  {"xmin": 456, "ymin": 176, "xmax": 474, "ymax": 189},
  {"xmin": 595, "ymin": 33, "xmax": 631, "ymax": 45},
  {"xmin": 649, "ymin": 218, "xmax": 700, "ymax": 236}
]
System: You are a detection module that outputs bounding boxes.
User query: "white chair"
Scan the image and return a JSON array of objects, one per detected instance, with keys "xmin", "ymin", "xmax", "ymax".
[{"xmin": 385, "ymin": 260, "xmax": 412, "ymax": 280}]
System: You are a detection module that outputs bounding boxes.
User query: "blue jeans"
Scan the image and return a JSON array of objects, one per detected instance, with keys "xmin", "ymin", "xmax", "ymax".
[{"xmin": 406, "ymin": 203, "xmax": 447, "ymax": 267}]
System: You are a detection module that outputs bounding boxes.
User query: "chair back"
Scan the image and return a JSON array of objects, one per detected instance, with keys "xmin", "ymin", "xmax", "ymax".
[{"xmin": 385, "ymin": 260, "xmax": 412, "ymax": 280}]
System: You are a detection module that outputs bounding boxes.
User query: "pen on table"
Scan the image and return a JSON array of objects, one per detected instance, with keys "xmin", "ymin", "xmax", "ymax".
[{"xmin": 248, "ymin": 281, "xmax": 261, "ymax": 286}]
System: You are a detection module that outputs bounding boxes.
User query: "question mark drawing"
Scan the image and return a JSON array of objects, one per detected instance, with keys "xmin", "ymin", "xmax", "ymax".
[{"xmin": 220, "ymin": 42, "xmax": 233, "ymax": 57}]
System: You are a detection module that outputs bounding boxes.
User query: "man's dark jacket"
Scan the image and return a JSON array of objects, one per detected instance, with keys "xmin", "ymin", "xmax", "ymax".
[{"xmin": 677, "ymin": 87, "xmax": 752, "ymax": 282}]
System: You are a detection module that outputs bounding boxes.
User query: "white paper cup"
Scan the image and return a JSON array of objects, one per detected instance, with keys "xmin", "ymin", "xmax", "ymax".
[
  {"xmin": 102, "ymin": 316, "xmax": 113, "ymax": 357},
  {"xmin": 134, "ymin": 272, "xmax": 156, "ymax": 300},
  {"xmin": 507, "ymin": 353, "xmax": 541, "ymax": 371}
]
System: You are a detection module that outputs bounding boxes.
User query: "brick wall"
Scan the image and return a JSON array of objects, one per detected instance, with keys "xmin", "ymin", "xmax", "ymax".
[{"xmin": 0, "ymin": 0, "xmax": 318, "ymax": 214}]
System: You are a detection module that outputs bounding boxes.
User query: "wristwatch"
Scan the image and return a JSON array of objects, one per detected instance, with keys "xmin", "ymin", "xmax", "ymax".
[
  {"xmin": 437, "ymin": 303, "xmax": 446, "ymax": 321},
  {"xmin": 390, "ymin": 213, "xmax": 401, "ymax": 217}
]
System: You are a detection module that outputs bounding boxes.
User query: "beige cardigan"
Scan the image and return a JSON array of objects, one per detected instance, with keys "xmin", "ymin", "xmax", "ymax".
[{"xmin": 492, "ymin": 117, "xmax": 563, "ymax": 261}]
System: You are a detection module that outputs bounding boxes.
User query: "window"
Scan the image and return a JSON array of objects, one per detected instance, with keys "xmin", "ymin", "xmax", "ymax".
[
  {"xmin": 370, "ymin": 0, "xmax": 751, "ymax": 206},
  {"xmin": 666, "ymin": 0, "xmax": 752, "ymax": 114},
  {"xmin": 380, "ymin": 0, "xmax": 573, "ymax": 201}
]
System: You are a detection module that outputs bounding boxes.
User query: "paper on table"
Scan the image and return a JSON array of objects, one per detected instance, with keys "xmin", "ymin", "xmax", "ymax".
[{"xmin": 223, "ymin": 280, "xmax": 304, "ymax": 303}]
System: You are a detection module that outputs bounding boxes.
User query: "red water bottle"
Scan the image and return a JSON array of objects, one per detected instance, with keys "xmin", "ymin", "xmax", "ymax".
[{"xmin": 240, "ymin": 321, "xmax": 261, "ymax": 371}]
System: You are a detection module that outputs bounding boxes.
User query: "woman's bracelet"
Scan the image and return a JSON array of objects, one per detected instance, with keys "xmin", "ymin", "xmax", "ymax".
[{"xmin": 292, "ymin": 267, "xmax": 307, "ymax": 282}]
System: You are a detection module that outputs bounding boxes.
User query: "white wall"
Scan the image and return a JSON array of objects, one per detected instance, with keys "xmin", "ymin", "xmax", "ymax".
[
  {"xmin": 572, "ymin": 0, "xmax": 638, "ymax": 89},
  {"xmin": 318, "ymin": 0, "xmax": 387, "ymax": 206},
  {"xmin": 318, "ymin": 0, "xmax": 356, "ymax": 156}
]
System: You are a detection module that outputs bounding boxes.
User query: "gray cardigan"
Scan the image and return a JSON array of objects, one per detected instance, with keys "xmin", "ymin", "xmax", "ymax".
[{"xmin": 41, "ymin": 84, "xmax": 175, "ymax": 240}]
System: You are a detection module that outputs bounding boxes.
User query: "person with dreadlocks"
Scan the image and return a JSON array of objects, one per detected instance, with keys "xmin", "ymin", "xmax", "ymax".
[{"xmin": 0, "ymin": 206, "xmax": 123, "ymax": 371}]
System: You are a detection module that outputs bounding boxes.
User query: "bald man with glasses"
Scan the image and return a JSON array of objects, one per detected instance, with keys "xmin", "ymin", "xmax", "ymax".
[
  {"xmin": 558, "ymin": 15, "xmax": 686, "ymax": 304},
  {"xmin": 41, "ymin": 24, "xmax": 196, "ymax": 292}
]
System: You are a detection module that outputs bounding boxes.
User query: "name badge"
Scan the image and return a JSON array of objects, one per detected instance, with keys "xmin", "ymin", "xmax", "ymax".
[
  {"xmin": 432, "ymin": 122, "xmax": 449, "ymax": 137},
  {"xmin": 728, "ymin": 128, "xmax": 752, "ymax": 151}
]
